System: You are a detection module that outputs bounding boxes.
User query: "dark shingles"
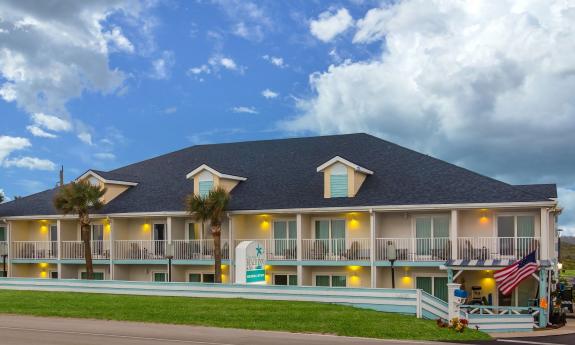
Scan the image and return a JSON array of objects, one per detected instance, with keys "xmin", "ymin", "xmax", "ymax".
[
  {"xmin": 0, "ymin": 133, "xmax": 555, "ymax": 217},
  {"xmin": 514, "ymin": 184, "xmax": 557, "ymax": 199}
]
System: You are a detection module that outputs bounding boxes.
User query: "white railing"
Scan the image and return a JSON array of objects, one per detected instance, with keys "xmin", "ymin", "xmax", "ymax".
[
  {"xmin": 172, "ymin": 239, "xmax": 229, "ymax": 260},
  {"xmin": 457, "ymin": 237, "xmax": 539, "ymax": 260},
  {"xmin": 302, "ymin": 238, "xmax": 370, "ymax": 261},
  {"xmin": 114, "ymin": 240, "xmax": 167, "ymax": 260},
  {"xmin": 375, "ymin": 238, "xmax": 451, "ymax": 261},
  {"xmin": 11, "ymin": 241, "xmax": 58, "ymax": 259},
  {"xmin": 61, "ymin": 241, "xmax": 110, "ymax": 260},
  {"xmin": 267, "ymin": 239, "xmax": 297, "ymax": 260}
]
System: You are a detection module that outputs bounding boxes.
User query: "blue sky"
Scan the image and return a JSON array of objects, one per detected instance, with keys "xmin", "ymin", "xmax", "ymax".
[{"xmin": 1, "ymin": 0, "xmax": 575, "ymax": 234}]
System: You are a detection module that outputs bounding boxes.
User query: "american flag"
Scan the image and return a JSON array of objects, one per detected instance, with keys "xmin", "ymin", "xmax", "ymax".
[{"xmin": 494, "ymin": 250, "xmax": 538, "ymax": 296}]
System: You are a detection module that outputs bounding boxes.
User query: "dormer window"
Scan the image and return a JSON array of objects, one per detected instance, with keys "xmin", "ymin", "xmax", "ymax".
[
  {"xmin": 329, "ymin": 163, "xmax": 348, "ymax": 198},
  {"xmin": 317, "ymin": 156, "xmax": 373, "ymax": 199},
  {"xmin": 198, "ymin": 170, "xmax": 214, "ymax": 197},
  {"xmin": 75, "ymin": 170, "xmax": 138, "ymax": 204},
  {"xmin": 186, "ymin": 164, "xmax": 247, "ymax": 196}
]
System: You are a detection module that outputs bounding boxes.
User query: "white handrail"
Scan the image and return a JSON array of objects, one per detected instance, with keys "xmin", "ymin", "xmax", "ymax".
[
  {"xmin": 11, "ymin": 241, "xmax": 58, "ymax": 259},
  {"xmin": 375, "ymin": 238, "xmax": 450, "ymax": 261},
  {"xmin": 457, "ymin": 237, "xmax": 539, "ymax": 260},
  {"xmin": 172, "ymin": 239, "xmax": 230, "ymax": 260},
  {"xmin": 302, "ymin": 238, "xmax": 370, "ymax": 261},
  {"xmin": 114, "ymin": 240, "xmax": 167, "ymax": 260},
  {"xmin": 61, "ymin": 241, "xmax": 110, "ymax": 260}
]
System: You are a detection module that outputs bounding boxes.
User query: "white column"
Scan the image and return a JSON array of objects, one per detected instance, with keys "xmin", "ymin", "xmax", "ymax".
[
  {"xmin": 370, "ymin": 210, "xmax": 376, "ymax": 288},
  {"xmin": 297, "ymin": 213, "xmax": 303, "ymax": 285},
  {"xmin": 447, "ymin": 283, "xmax": 462, "ymax": 320},
  {"xmin": 7, "ymin": 221, "xmax": 11, "ymax": 277},
  {"xmin": 57, "ymin": 219, "xmax": 62, "ymax": 278},
  {"xmin": 109, "ymin": 218, "xmax": 115, "ymax": 280},
  {"xmin": 166, "ymin": 217, "xmax": 172, "ymax": 244},
  {"xmin": 540, "ymin": 208, "xmax": 549, "ymax": 260},
  {"xmin": 228, "ymin": 215, "xmax": 234, "ymax": 283},
  {"xmin": 450, "ymin": 210, "xmax": 458, "ymax": 260}
]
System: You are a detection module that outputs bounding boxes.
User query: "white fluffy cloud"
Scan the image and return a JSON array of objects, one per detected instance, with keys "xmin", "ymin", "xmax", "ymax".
[
  {"xmin": 287, "ymin": 0, "xmax": 575, "ymax": 232},
  {"xmin": 0, "ymin": 136, "xmax": 30, "ymax": 162},
  {"xmin": 3, "ymin": 156, "xmax": 56, "ymax": 171},
  {"xmin": 0, "ymin": 0, "xmax": 150, "ymax": 142},
  {"xmin": 231, "ymin": 106, "xmax": 258, "ymax": 114},
  {"xmin": 150, "ymin": 50, "xmax": 175, "ymax": 80},
  {"xmin": 94, "ymin": 152, "xmax": 116, "ymax": 160},
  {"xmin": 31, "ymin": 113, "xmax": 72, "ymax": 132},
  {"xmin": 26, "ymin": 126, "xmax": 57, "ymax": 138},
  {"xmin": 262, "ymin": 89, "xmax": 279, "ymax": 99},
  {"xmin": 262, "ymin": 55, "xmax": 286, "ymax": 68},
  {"xmin": 310, "ymin": 8, "xmax": 354, "ymax": 42}
]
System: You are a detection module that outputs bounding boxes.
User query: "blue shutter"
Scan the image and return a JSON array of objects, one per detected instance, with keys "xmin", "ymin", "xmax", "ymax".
[
  {"xmin": 198, "ymin": 181, "xmax": 213, "ymax": 197},
  {"xmin": 330, "ymin": 174, "xmax": 348, "ymax": 198}
]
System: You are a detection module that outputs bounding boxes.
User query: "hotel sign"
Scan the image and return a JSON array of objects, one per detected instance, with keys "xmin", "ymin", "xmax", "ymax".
[{"xmin": 235, "ymin": 241, "xmax": 266, "ymax": 284}]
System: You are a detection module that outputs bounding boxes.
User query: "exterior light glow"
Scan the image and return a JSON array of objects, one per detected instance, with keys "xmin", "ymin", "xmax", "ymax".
[
  {"xmin": 479, "ymin": 216, "xmax": 489, "ymax": 224},
  {"xmin": 348, "ymin": 265, "xmax": 361, "ymax": 271}
]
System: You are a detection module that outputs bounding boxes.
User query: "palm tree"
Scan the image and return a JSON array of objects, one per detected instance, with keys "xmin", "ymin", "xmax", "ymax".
[
  {"xmin": 53, "ymin": 180, "xmax": 106, "ymax": 279},
  {"xmin": 0, "ymin": 190, "xmax": 4, "ymax": 203},
  {"xmin": 186, "ymin": 186, "xmax": 230, "ymax": 283}
]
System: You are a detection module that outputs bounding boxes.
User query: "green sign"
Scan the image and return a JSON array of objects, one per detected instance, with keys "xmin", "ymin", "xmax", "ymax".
[{"xmin": 246, "ymin": 268, "xmax": 265, "ymax": 283}]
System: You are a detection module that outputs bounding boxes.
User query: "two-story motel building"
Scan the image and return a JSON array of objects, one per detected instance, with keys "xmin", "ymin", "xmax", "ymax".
[{"xmin": 0, "ymin": 133, "xmax": 560, "ymax": 306}]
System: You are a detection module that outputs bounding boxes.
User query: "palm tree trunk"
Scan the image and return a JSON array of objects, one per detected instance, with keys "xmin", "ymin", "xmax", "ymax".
[
  {"xmin": 212, "ymin": 225, "xmax": 222, "ymax": 283},
  {"xmin": 80, "ymin": 214, "xmax": 93, "ymax": 280}
]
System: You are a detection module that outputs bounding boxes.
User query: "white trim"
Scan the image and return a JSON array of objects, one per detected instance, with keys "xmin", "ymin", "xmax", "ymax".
[
  {"xmin": 2, "ymin": 201, "xmax": 557, "ymax": 221},
  {"xmin": 271, "ymin": 219, "xmax": 297, "ymax": 240},
  {"xmin": 185, "ymin": 164, "xmax": 247, "ymax": 181},
  {"xmin": 75, "ymin": 171, "xmax": 138, "ymax": 186},
  {"xmin": 316, "ymin": 156, "xmax": 374, "ymax": 175}
]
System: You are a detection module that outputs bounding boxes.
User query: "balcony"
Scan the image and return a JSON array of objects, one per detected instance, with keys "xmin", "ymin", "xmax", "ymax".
[
  {"xmin": 61, "ymin": 241, "xmax": 110, "ymax": 260},
  {"xmin": 375, "ymin": 238, "xmax": 451, "ymax": 261},
  {"xmin": 0, "ymin": 241, "xmax": 7, "ymax": 256},
  {"xmin": 12, "ymin": 241, "xmax": 58, "ymax": 259},
  {"xmin": 457, "ymin": 237, "xmax": 539, "ymax": 260},
  {"xmin": 235, "ymin": 239, "xmax": 297, "ymax": 261},
  {"xmin": 114, "ymin": 240, "xmax": 167, "ymax": 260},
  {"xmin": 302, "ymin": 238, "xmax": 370, "ymax": 261},
  {"xmin": 172, "ymin": 239, "xmax": 229, "ymax": 260}
]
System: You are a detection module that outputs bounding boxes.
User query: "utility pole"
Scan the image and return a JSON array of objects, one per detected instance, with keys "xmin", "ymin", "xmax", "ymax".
[{"xmin": 59, "ymin": 166, "xmax": 64, "ymax": 186}]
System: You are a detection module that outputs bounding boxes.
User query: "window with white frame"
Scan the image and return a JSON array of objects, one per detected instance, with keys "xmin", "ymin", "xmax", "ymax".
[
  {"xmin": 198, "ymin": 170, "xmax": 214, "ymax": 197},
  {"xmin": 273, "ymin": 274, "xmax": 297, "ymax": 286},
  {"xmin": 91, "ymin": 224, "xmax": 104, "ymax": 241},
  {"xmin": 314, "ymin": 219, "xmax": 346, "ymax": 256},
  {"xmin": 414, "ymin": 216, "xmax": 449, "ymax": 257},
  {"xmin": 80, "ymin": 272, "xmax": 105, "ymax": 280},
  {"xmin": 415, "ymin": 276, "xmax": 448, "ymax": 301},
  {"xmin": 497, "ymin": 214, "xmax": 536, "ymax": 257},
  {"xmin": 152, "ymin": 272, "xmax": 167, "ymax": 282},
  {"xmin": 314, "ymin": 274, "xmax": 347, "ymax": 287},
  {"xmin": 272, "ymin": 220, "xmax": 297, "ymax": 259},
  {"xmin": 329, "ymin": 163, "xmax": 348, "ymax": 198},
  {"xmin": 0, "ymin": 225, "xmax": 6, "ymax": 242}
]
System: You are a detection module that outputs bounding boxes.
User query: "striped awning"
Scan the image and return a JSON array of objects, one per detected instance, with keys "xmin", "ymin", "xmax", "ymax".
[{"xmin": 446, "ymin": 259, "xmax": 552, "ymax": 267}]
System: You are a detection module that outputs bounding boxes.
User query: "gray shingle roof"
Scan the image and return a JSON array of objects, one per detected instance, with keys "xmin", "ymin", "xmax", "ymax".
[
  {"xmin": 514, "ymin": 184, "xmax": 557, "ymax": 199},
  {"xmin": 0, "ymin": 133, "xmax": 556, "ymax": 217}
]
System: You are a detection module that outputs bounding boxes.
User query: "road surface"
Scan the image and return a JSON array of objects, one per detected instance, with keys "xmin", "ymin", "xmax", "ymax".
[{"xmin": 0, "ymin": 315, "xmax": 457, "ymax": 345}]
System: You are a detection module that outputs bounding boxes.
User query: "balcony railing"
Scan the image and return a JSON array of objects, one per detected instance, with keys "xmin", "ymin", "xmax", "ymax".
[
  {"xmin": 12, "ymin": 241, "xmax": 58, "ymax": 259},
  {"xmin": 114, "ymin": 240, "xmax": 167, "ymax": 260},
  {"xmin": 375, "ymin": 238, "xmax": 451, "ymax": 261},
  {"xmin": 302, "ymin": 238, "xmax": 370, "ymax": 261},
  {"xmin": 0, "ymin": 241, "xmax": 7, "ymax": 256},
  {"xmin": 235, "ymin": 239, "xmax": 297, "ymax": 261},
  {"xmin": 172, "ymin": 239, "xmax": 229, "ymax": 260},
  {"xmin": 61, "ymin": 241, "xmax": 110, "ymax": 260},
  {"xmin": 457, "ymin": 237, "xmax": 539, "ymax": 260}
]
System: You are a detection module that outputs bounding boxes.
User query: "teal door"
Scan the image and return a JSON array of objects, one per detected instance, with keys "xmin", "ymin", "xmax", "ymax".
[
  {"xmin": 416, "ymin": 277, "xmax": 432, "ymax": 295},
  {"xmin": 434, "ymin": 277, "xmax": 448, "ymax": 301}
]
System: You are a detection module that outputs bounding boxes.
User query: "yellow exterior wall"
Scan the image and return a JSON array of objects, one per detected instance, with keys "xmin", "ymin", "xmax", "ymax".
[
  {"xmin": 303, "ymin": 266, "xmax": 371, "ymax": 288},
  {"xmin": 323, "ymin": 166, "xmax": 331, "ymax": 198},
  {"xmin": 10, "ymin": 220, "xmax": 54, "ymax": 241},
  {"xmin": 11, "ymin": 263, "xmax": 57, "ymax": 278},
  {"xmin": 322, "ymin": 164, "xmax": 368, "ymax": 198},
  {"xmin": 458, "ymin": 208, "xmax": 541, "ymax": 238},
  {"xmin": 265, "ymin": 265, "xmax": 297, "ymax": 285},
  {"xmin": 376, "ymin": 266, "xmax": 445, "ymax": 289},
  {"xmin": 103, "ymin": 184, "xmax": 130, "ymax": 204}
]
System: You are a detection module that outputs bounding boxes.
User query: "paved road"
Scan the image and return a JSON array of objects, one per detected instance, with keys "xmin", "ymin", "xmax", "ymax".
[
  {"xmin": 0, "ymin": 315, "xmax": 456, "ymax": 345},
  {"xmin": 475, "ymin": 333, "xmax": 575, "ymax": 345}
]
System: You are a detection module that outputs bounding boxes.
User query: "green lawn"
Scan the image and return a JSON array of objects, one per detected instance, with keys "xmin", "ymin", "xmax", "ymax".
[{"xmin": 0, "ymin": 290, "xmax": 490, "ymax": 341}]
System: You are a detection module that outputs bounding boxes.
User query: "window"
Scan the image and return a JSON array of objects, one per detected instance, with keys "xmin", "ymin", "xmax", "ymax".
[
  {"xmin": 198, "ymin": 171, "xmax": 214, "ymax": 197},
  {"xmin": 416, "ymin": 276, "xmax": 448, "ymax": 302},
  {"xmin": 81, "ymin": 272, "xmax": 104, "ymax": 280},
  {"xmin": 415, "ymin": 216, "xmax": 449, "ymax": 256},
  {"xmin": 50, "ymin": 271, "xmax": 58, "ymax": 279},
  {"xmin": 0, "ymin": 226, "xmax": 6, "ymax": 242},
  {"xmin": 273, "ymin": 274, "xmax": 297, "ymax": 286},
  {"xmin": 315, "ymin": 219, "xmax": 346, "ymax": 256},
  {"xmin": 91, "ymin": 224, "xmax": 104, "ymax": 241},
  {"xmin": 188, "ymin": 273, "xmax": 215, "ymax": 283},
  {"xmin": 0, "ymin": 271, "xmax": 7, "ymax": 277},
  {"xmin": 329, "ymin": 163, "xmax": 348, "ymax": 198},
  {"xmin": 153, "ymin": 272, "xmax": 167, "ymax": 282},
  {"xmin": 497, "ymin": 215, "xmax": 536, "ymax": 257},
  {"xmin": 272, "ymin": 220, "xmax": 297, "ymax": 259},
  {"xmin": 315, "ymin": 275, "xmax": 347, "ymax": 287}
]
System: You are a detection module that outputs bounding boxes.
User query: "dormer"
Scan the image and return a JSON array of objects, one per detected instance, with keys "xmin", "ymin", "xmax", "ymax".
[
  {"xmin": 76, "ymin": 170, "xmax": 138, "ymax": 204},
  {"xmin": 186, "ymin": 164, "xmax": 247, "ymax": 197},
  {"xmin": 317, "ymin": 156, "xmax": 373, "ymax": 198}
]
